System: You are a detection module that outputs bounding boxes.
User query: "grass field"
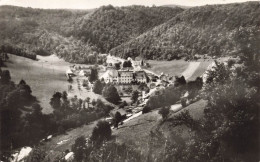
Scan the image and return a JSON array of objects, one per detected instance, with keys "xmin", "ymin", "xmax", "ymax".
[
  {"xmin": 145, "ymin": 60, "xmax": 189, "ymax": 77},
  {"xmin": 146, "ymin": 59, "xmax": 213, "ymax": 81},
  {"xmin": 114, "ymin": 110, "xmax": 161, "ymax": 155},
  {"xmin": 3, "ymin": 54, "xmax": 102, "ymax": 114},
  {"xmin": 188, "ymin": 61, "xmax": 213, "ymax": 81}
]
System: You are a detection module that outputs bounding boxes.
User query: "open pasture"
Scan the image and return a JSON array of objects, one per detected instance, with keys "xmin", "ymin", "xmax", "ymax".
[{"xmin": 3, "ymin": 54, "xmax": 99, "ymax": 113}]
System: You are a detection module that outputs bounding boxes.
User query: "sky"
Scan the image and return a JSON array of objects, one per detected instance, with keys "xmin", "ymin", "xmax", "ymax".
[{"xmin": 0, "ymin": 0, "xmax": 257, "ymax": 9}]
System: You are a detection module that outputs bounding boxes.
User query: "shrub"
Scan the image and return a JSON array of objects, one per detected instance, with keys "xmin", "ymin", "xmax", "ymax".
[
  {"xmin": 181, "ymin": 98, "xmax": 187, "ymax": 107},
  {"xmin": 71, "ymin": 136, "xmax": 86, "ymax": 162},
  {"xmin": 91, "ymin": 120, "xmax": 112, "ymax": 142},
  {"xmin": 158, "ymin": 106, "xmax": 170, "ymax": 120},
  {"xmin": 142, "ymin": 106, "xmax": 150, "ymax": 114}
]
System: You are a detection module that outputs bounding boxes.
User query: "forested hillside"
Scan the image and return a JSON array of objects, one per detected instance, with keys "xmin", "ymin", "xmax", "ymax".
[
  {"xmin": 0, "ymin": 5, "xmax": 183, "ymax": 63},
  {"xmin": 110, "ymin": 2, "xmax": 260, "ymax": 60},
  {"xmin": 0, "ymin": 6, "xmax": 95, "ymax": 62},
  {"xmin": 71, "ymin": 5, "xmax": 183, "ymax": 53}
]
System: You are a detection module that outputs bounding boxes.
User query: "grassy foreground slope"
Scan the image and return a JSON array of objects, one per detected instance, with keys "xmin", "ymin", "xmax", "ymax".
[
  {"xmin": 110, "ymin": 2, "xmax": 260, "ymax": 60},
  {"xmin": 40, "ymin": 100, "xmax": 207, "ymax": 161}
]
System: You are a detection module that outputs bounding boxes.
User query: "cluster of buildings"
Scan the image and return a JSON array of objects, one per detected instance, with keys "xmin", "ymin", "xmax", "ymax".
[{"xmin": 102, "ymin": 55, "xmax": 148, "ymax": 84}]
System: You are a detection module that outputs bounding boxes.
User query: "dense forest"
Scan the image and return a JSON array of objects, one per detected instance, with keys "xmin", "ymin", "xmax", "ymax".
[
  {"xmin": 1, "ymin": 2, "xmax": 259, "ymax": 62},
  {"xmin": 0, "ymin": 5, "xmax": 183, "ymax": 63},
  {"xmin": 110, "ymin": 2, "xmax": 260, "ymax": 60}
]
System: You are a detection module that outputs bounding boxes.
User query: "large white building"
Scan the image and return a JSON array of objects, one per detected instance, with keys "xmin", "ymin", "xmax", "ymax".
[{"xmin": 100, "ymin": 68, "xmax": 147, "ymax": 84}]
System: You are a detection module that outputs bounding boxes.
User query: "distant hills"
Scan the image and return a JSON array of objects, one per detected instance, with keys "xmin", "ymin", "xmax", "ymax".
[
  {"xmin": 0, "ymin": 5, "xmax": 183, "ymax": 63},
  {"xmin": 110, "ymin": 2, "xmax": 260, "ymax": 60},
  {"xmin": 161, "ymin": 4, "xmax": 192, "ymax": 9},
  {"xmin": 0, "ymin": 2, "xmax": 259, "ymax": 62}
]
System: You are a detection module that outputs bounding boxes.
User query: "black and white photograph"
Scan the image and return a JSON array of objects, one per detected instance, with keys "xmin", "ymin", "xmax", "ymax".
[{"xmin": 0, "ymin": 0, "xmax": 259, "ymax": 161}]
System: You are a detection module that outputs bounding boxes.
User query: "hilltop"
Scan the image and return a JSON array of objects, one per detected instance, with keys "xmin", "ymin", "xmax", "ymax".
[{"xmin": 110, "ymin": 2, "xmax": 260, "ymax": 60}]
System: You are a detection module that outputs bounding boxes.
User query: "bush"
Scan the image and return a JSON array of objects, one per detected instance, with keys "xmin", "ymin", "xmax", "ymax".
[
  {"xmin": 142, "ymin": 106, "xmax": 150, "ymax": 114},
  {"xmin": 158, "ymin": 106, "xmax": 170, "ymax": 120},
  {"xmin": 91, "ymin": 120, "xmax": 112, "ymax": 142},
  {"xmin": 181, "ymin": 98, "xmax": 187, "ymax": 107},
  {"xmin": 71, "ymin": 136, "xmax": 86, "ymax": 162}
]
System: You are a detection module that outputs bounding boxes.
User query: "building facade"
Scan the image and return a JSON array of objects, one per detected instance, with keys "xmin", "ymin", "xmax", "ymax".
[{"xmin": 101, "ymin": 69, "xmax": 147, "ymax": 84}]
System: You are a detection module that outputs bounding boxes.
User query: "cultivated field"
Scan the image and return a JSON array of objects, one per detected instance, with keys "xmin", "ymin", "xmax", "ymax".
[{"xmin": 3, "ymin": 54, "xmax": 101, "ymax": 113}]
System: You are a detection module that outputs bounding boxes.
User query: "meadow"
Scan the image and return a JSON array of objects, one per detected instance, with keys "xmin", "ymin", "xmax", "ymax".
[
  {"xmin": 3, "ymin": 54, "xmax": 100, "ymax": 114},
  {"xmin": 146, "ymin": 59, "xmax": 213, "ymax": 80}
]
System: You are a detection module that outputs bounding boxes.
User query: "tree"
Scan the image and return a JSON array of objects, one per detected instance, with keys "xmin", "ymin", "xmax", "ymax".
[
  {"xmin": 114, "ymin": 111, "xmax": 122, "ymax": 129},
  {"xmin": 61, "ymin": 91, "xmax": 70, "ymax": 111},
  {"xmin": 92, "ymin": 99, "xmax": 96, "ymax": 107},
  {"xmin": 88, "ymin": 68, "xmax": 98, "ymax": 83},
  {"xmin": 181, "ymin": 98, "xmax": 187, "ymax": 107},
  {"xmin": 71, "ymin": 136, "xmax": 86, "ymax": 162},
  {"xmin": 85, "ymin": 97, "xmax": 90, "ymax": 108},
  {"xmin": 102, "ymin": 84, "xmax": 121, "ymax": 104},
  {"xmin": 122, "ymin": 60, "xmax": 132, "ymax": 68},
  {"xmin": 131, "ymin": 90, "xmax": 139, "ymax": 103},
  {"xmin": 78, "ymin": 99, "xmax": 83, "ymax": 109},
  {"xmin": 93, "ymin": 80, "xmax": 104, "ymax": 94},
  {"xmin": 50, "ymin": 92, "xmax": 62, "ymax": 110},
  {"xmin": 25, "ymin": 147, "xmax": 48, "ymax": 162},
  {"xmin": 174, "ymin": 76, "xmax": 186, "ymax": 87},
  {"xmin": 0, "ymin": 58, "xmax": 4, "ymax": 67},
  {"xmin": 170, "ymin": 61, "xmax": 260, "ymax": 161},
  {"xmin": 114, "ymin": 62, "xmax": 121, "ymax": 70},
  {"xmin": 158, "ymin": 106, "xmax": 170, "ymax": 120},
  {"xmin": 142, "ymin": 106, "xmax": 150, "ymax": 114},
  {"xmin": 0, "ymin": 70, "xmax": 11, "ymax": 84},
  {"xmin": 96, "ymin": 99, "xmax": 105, "ymax": 109},
  {"xmin": 91, "ymin": 120, "xmax": 111, "ymax": 143}
]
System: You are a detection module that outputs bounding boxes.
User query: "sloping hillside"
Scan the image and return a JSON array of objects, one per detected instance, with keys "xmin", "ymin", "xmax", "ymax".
[
  {"xmin": 0, "ymin": 5, "xmax": 183, "ymax": 62},
  {"xmin": 110, "ymin": 2, "xmax": 260, "ymax": 60},
  {"xmin": 72, "ymin": 5, "xmax": 184, "ymax": 53}
]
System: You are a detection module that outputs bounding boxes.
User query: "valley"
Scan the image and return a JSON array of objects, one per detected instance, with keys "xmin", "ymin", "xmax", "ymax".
[{"xmin": 0, "ymin": 1, "xmax": 259, "ymax": 162}]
